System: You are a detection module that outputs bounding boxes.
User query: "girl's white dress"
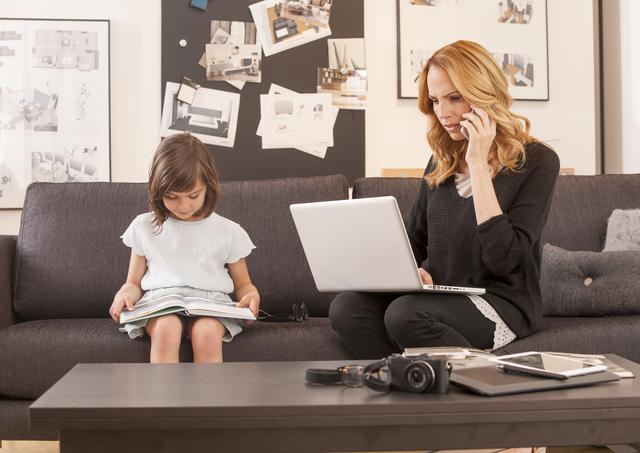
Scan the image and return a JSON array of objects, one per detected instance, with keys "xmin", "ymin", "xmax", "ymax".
[{"xmin": 119, "ymin": 211, "xmax": 256, "ymax": 341}]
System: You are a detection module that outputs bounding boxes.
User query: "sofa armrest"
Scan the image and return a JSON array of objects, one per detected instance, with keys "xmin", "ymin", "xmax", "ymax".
[{"xmin": 0, "ymin": 235, "xmax": 16, "ymax": 328}]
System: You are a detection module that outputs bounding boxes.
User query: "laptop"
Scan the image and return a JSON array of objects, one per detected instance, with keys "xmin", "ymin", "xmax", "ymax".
[{"xmin": 289, "ymin": 196, "xmax": 485, "ymax": 295}]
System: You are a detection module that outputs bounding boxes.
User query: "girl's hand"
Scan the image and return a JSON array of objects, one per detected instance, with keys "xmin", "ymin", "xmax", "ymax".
[
  {"xmin": 418, "ymin": 268, "xmax": 434, "ymax": 285},
  {"xmin": 460, "ymin": 105, "xmax": 496, "ymax": 168},
  {"xmin": 237, "ymin": 291, "xmax": 260, "ymax": 318},
  {"xmin": 109, "ymin": 283, "xmax": 141, "ymax": 323}
]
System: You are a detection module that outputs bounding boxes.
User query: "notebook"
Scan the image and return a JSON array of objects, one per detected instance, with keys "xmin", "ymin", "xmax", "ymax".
[{"xmin": 289, "ymin": 196, "xmax": 485, "ymax": 295}]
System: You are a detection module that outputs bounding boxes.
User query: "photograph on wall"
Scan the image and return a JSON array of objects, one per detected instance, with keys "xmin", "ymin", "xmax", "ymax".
[
  {"xmin": 0, "ymin": 19, "xmax": 110, "ymax": 209},
  {"xmin": 316, "ymin": 38, "xmax": 367, "ymax": 110},
  {"xmin": 199, "ymin": 20, "xmax": 261, "ymax": 90},
  {"xmin": 160, "ymin": 81, "xmax": 240, "ymax": 148},
  {"xmin": 249, "ymin": 0, "xmax": 332, "ymax": 57},
  {"xmin": 259, "ymin": 93, "xmax": 332, "ymax": 149},
  {"xmin": 257, "ymin": 83, "xmax": 338, "ymax": 158},
  {"xmin": 397, "ymin": 0, "xmax": 548, "ymax": 100}
]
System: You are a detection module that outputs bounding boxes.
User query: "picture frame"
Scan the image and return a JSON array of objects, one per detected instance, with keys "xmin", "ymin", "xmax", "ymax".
[
  {"xmin": 0, "ymin": 18, "xmax": 111, "ymax": 209},
  {"xmin": 396, "ymin": 0, "xmax": 549, "ymax": 101}
]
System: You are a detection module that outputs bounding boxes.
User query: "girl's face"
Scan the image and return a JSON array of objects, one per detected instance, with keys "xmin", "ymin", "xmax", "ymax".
[
  {"xmin": 426, "ymin": 66, "xmax": 471, "ymax": 141},
  {"xmin": 162, "ymin": 182, "xmax": 207, "ymax": 221}
]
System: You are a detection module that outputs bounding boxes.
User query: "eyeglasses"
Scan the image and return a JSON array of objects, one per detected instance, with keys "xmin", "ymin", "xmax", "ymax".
[{"xmin": 258, "ymin": 303, "xmax": 309, "ymax": 322}]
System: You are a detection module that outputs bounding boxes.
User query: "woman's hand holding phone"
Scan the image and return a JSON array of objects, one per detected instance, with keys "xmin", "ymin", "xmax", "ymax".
[{"xmin": 460, "ymin": 105, "xmax": 496, "ymax": 168}]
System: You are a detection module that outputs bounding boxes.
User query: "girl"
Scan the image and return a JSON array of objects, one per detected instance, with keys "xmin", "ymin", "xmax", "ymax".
[
  {"xmin": 109, "ymin": 133, "xmax": 260, "ymax": 363},
  {"xmin": 329, "ymin": 40, "xmax": 560, "ymax": 358}
]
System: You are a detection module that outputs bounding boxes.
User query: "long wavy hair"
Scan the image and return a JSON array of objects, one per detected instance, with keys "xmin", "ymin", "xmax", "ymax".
[{"xmin": 418, "ymin": 40, "xmax": 534, "ymax": 188}]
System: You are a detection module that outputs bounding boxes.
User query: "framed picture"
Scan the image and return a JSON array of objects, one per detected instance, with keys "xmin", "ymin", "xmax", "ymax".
[
  {"xmin": 0, "ymin": 18, "xmax": 111, "ymax": 209},
  {"xmin": 397, "ymin": 0, "xmax": 548, "ymax": 101}
]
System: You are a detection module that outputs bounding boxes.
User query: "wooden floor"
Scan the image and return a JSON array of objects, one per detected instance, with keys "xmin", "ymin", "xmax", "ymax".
[{"xmin": 0, "ymin": 443, "xmax": 617, "ymax": 453}]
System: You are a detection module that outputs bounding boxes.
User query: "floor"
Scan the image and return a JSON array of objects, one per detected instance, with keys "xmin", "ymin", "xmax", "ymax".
[{"xmin": 0, "ymin": 443, "xmax": 618, "ymax": 453}]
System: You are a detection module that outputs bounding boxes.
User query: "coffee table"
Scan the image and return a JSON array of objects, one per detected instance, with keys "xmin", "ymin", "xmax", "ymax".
[{"xmin": 30, "ymin": 356, "xmax": 640, "ymax": 453}]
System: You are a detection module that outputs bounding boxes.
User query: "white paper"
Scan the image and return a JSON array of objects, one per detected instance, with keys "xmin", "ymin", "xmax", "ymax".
[
  {"xmin": 257, "ymin": 84, "xmax": 338, "ymax": 158},
  {"xmin": 249, "ymin": 0, "xmax": 332, "ymax": 57},
  {"xmin": 260, "ymin": 93, "xmax": 333, "ymax": 151},
  {"xmin": 161, "ymin": 82, "xmax": 240, "ymax": 148}
]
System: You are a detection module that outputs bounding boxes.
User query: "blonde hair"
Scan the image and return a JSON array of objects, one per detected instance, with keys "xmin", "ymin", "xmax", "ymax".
[
  {"xmin": 148, "ymin": 133, "xmax": 221, "ymax": 230},
  {"xmin": 418, "ymin": 40, "xmax": 533, "ymax": 188}
]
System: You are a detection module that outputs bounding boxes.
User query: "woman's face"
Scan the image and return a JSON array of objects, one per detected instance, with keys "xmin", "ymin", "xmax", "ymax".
[{"xmin": 426, "ymin": 66, "xmax": 471, "ymax": 141}]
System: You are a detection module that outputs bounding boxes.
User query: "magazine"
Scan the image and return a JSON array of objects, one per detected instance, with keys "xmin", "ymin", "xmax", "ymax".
[{"xmin": 119, "ymin": 293, "xmax": 256, "ymax": 324}]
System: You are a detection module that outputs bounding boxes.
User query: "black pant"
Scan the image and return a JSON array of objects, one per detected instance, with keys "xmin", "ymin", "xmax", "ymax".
[{"xmin": 328, "ymin": 291, "xmax": 496, "ymax": 359}]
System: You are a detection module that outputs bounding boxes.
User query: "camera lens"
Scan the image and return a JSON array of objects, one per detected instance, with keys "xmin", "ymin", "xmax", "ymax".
[{"xmin": 404, "ymin": 361, "xmax": 435, "ymax": 392}]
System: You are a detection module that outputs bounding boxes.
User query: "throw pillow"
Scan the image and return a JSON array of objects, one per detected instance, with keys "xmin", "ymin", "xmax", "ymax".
[
  {"xmin": 540, "ymin": 244, "xmax": 640, "ymax": 316},
  {"xmin": 604, "ymin": 209, "xmax": 640, "ymax": 251}
]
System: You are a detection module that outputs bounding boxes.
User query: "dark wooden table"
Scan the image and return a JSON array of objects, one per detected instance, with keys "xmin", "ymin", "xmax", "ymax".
[{"xmin": 30, "ymin": 356, "xmax": 640, "ymax": 453}]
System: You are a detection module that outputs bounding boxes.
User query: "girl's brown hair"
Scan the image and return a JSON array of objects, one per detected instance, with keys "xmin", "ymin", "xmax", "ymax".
[
  {"xmin": 418, "ymin": 40, "xmax": 534, "ymax": 188},
  {"xmin": 148, "ymin": 133, "xmax": 220, "ymax": 229}
]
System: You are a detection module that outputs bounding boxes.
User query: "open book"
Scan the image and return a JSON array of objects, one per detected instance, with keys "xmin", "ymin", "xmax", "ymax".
[{"xmin": 119, "ymin": 293, "xmax": 256, "ymax": 324}]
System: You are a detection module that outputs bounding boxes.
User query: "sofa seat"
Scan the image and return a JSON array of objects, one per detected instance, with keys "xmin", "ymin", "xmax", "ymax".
[
  {"xmin": 0, "ymin": 318, "xmax": 351, "ymax": 400},
  {"xmin": 496, "ymin": 315, "xmax": 640, "ymax": 362}
]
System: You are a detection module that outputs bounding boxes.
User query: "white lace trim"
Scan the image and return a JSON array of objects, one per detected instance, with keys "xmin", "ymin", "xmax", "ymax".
[{"xmin": 467, "ymin": 294, "xmax": 517, "ymax": 350}]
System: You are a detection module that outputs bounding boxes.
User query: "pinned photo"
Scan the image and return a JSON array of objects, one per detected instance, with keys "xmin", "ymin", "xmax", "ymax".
[
  {"xmin": 161, "ymin": 82, "xmax": 240, "ymax": 148},
  {"xmin": 249, "ymin": 0, "xmax": 332, "ymax": 57},
  {"xmin": 259, "ymin": 93, "xmax": 332, "ymax": 149},
  {"xmin": 199, "ymin": 21, "xmax": 262, "ymax": 89},
  {"xmin": 317, "ymin": 38, "xmax": 366, "ymax": 110},
  {"xmin": 257, "ymin": 83, "xmax": 338, "ymax": 158}
]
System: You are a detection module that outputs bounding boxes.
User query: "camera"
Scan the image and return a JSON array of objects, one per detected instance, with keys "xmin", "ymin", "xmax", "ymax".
[{"xmin": 363, "ymin": 354, "xmax": 451, "ymax": 394}]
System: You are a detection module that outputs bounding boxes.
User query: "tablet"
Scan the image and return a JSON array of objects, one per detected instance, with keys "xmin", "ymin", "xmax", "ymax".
[{"xmin": 489, "ymin": 352, "xmax": 608, "ymax": 380}]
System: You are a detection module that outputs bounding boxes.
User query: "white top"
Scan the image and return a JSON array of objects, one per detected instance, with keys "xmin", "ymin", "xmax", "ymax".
[{"xmin": 121, "ymin": 212, "xmax": 255, "ymax": 293}]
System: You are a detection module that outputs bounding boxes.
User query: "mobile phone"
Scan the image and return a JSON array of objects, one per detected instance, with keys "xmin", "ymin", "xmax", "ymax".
[
  {"xmin": 489, "ymin": 351, "xmax": 607, "ymax": 380},
  {"xmin": 460, "ymin": 125, "xmax": 470, "ymax": 140}
]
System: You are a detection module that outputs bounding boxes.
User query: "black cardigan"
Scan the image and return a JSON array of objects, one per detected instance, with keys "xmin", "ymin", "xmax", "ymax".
[{"xmin": 407, "ymin": 142, "xmax": 560, "ymax": 338}]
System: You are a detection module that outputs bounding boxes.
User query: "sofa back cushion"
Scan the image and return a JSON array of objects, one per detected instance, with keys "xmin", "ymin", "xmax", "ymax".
[
  {"xmin": 352, "ymin": 174, "xmax": 640, "ymax": 252},
  {"xmin": 14, "ymin": 176, "xmax": 348, "ymax": 320}
]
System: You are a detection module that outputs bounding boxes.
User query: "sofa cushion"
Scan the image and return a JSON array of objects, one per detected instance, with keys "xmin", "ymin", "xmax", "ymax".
[
  {"xmin": 495, "ymin": 315, "xmax": 640, "ymax": 364},
  {"xmin": 352, "ymin": 177, "xmax": 422, "ymax": 222},
  {"xmin": 604, "ymin": 208, "xmax": 640, "ymax": 251},
  {"xmin": 14, "ymin": 176, "xmax": 348, "ymax": 321},
  {"xmin": 540, "ymin": 244, "xmax": 640, "ymax": 316},
  {"xmin": 0, "ymin": 318, "xmax": 352, "ymax": 399},
  {"xmin": 541, "ymin": 174, "xmax": 640, "ymax": 251}
]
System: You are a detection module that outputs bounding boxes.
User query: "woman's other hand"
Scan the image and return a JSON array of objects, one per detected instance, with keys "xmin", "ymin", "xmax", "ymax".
[{"xmin": 418, "ymin": 268, "xmax": 434, "ymax": 285}]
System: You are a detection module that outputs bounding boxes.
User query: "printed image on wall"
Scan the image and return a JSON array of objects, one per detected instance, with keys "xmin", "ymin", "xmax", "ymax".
[
  {"xmin": 0, "ymin": 86, "xmax": 58, "ymax": 131},
  {"xmin": 494, "ymin": 52, "xmax": 534, "ymax": 87},
  {"xmin": 498, "ymin": 0, "xmax": 533, "ymax": 24},
  {"xmin": 317, "ymin": 38, "xmax": 366, "ymax": 110},
  {"xmin": 31, "ymin": 145, "xmax": 100, "ymax": 183},
  {"xmin": 204, "ymin": 21, "xmax": 261, "ymax": 84},
  {"xmin": 32, "ymin": 30, "xmax": 99, "ymax": 71},
  {"xmin": 409, "ymin": 49, "xmax": 431, "ymax": 83}
]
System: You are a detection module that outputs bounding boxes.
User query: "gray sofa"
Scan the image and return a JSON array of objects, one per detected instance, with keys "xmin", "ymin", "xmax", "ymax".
[{"xmin": 1, "ymin": 173, "xmax": 639, "ymax": 441}]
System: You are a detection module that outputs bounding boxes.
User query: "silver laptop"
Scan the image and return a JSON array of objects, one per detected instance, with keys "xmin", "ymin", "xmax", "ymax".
[{"xmin": 289, "ymin": 196, "xmax": 485, "ymax": 295}]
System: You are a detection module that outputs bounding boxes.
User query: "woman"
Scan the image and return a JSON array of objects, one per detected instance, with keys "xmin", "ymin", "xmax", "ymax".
[{"xmin": 329, "ymin": 40, "xmax": 559, "ymax": 359}]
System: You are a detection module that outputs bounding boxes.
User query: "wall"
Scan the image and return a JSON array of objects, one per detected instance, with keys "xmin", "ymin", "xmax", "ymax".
[
  {"xmin": 365, "ymin": 0, "xmax": 599, "ymax": 178},
  {"xmin": 603, "ymin": 0, "xmax": 640, "ymax": 174},
  {"xmin": 0, "ymin": 0, "xmax": 600, "ymax": 235},
  {"xmin": 0, "ymin": 0, "xmax": 162, "ymax": 235}
]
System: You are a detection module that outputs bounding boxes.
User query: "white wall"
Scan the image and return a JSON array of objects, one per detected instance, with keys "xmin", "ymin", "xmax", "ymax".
[
  {"xmin": 0, "ymin": 0, "xmax": 600, "ymax": 235},
  {"xmin": 365, "ymin": 0, "xmax": 599, "ymax": 178},
  {"xmin": 603, "ymin": 0, "xmax": 640, "ymax": 174},
  {"xmin": 0, "ymin": 0, "xmax": 161, "ymax": 235}
]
